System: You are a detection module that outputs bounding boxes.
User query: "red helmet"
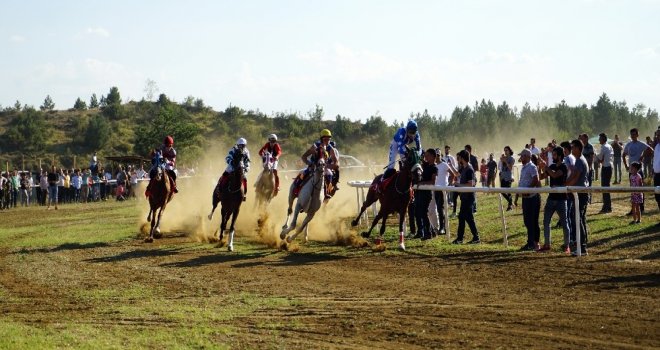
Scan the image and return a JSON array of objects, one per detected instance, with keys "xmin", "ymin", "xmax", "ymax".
[{"xmin": 164, "ymin": 135, "xmax": 174, "ymax": 146}]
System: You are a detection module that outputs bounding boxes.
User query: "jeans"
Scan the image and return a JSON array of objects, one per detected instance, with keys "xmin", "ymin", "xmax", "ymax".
[
  {"xmin": 654, "ymin": 172, "xmax": 660, "ymax": 211},
  {"xmin": 570, "ymin": 193, "xmax": 589, "ymax": 251},
  {"xmin": 415, "ymin": 191, "xmax": 432, "ymax": 237},
  {"xmin": 543, "ymin": 198, "xmax": 570, "ymax": 246},
  {"xmin": 434, "ymin": 190, "xmax": 446, "ymax": 232},
  {"xmin": 522, "ymin": 195, "xmax": 541, "ymax": 247},
  {"xmin": 457, "ymin": 194, "xmax": 478, "ymax": 241},
  {"xmin": 613, "ymin": 156, "xmax": 622, "ymax": 183},
  {"xmin": 48, "ymin": 185, "xmax": 58, "ymax": 203},
  {"xmin": 601, "ymin": 166, "xmax": 612, "ymax": 211},
  {"xmin": 500, "ymin": 179, "xmax": 513, "ymax": 207}
]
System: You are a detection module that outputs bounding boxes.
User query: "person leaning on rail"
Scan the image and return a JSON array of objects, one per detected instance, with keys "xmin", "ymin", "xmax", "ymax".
[{"xmin": 566, "ymin": 139, "xmax": 590, "ymax": 256}]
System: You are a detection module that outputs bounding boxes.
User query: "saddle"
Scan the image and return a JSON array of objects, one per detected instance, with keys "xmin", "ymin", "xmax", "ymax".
[
  {"xmin": 292, "ymin": 173, "xmax": 312, "ymax": 198},
  {"xmin": 371, "ymin": 171, "xmax": 397, "ymax": 194}
]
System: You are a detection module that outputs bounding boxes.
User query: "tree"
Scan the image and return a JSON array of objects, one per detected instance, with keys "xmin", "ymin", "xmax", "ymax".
[
  {"xmin": 134, "ymin": 102, "xmax": 202, "ymax": 159},
  {"xmin": 13, "ymin": 100, "xmax": 21, "ymax": 111},
  {"xmin": 102, "ymin": 86, "xmax": 123, "ymax": 119},
  {"xmin": 89, "ymin": 93, "xmax": 99, "ymax": 108},
  {"xmin": 40, "ymin": 95, "xmax": 55, "ymax": 111},
  {"xmin": 143, "ymin": 79, "xmax": 159, "ymax": 101},
  {"xmin": 105, "ymin": 86, "xmax": 121, "ymax": 105},
  {"xmin": 84, "ymin": 114, "xmax": 111, "ymax": 149},
  {"xmin": 73, "ymin": 97, "xmax": 87, "ymax": 111},
  {"xmin": 4, "ymin": 107, "xmax": 49, "ymax": 152}
]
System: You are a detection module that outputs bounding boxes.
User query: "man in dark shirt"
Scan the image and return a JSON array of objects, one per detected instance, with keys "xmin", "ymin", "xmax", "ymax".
[
  {"xmin": 414, "ymin": 149, "xmax": 438, "ymax": 240},
  {"xmin": 465, "ymin": 145, "xmax": 479, "ymax": 213},
  {"xmin": 452, "ymin": 150, "xmax": 480, "ymax": 244},
  {"xmin": 567, "ymin": 139, "xmax": 590, "ymax": 255},
  {"xmin": 46, "ymin": 166, "xmax": 59, "ymax": 210},
  {"xmin": 486, "ymin": 154, "xmax": 497, "ymax": 188},
  {"xmin": 539, "ymin": 147, "xmax": 570, "ymax": 253}
]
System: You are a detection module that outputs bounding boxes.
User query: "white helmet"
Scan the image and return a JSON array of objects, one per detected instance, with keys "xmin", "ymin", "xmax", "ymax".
[
  {"xmin": 268, "ymin": 134, "xmax": 277, "ymax": 142},
  {"xmin": 237, "ymin": 137, "xmax": 247, "ymax": 146}
]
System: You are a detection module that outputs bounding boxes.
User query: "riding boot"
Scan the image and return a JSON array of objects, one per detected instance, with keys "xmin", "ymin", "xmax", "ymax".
[
  {"xmin": 171, "ymin": 179, "xmax": 178, "ymax": 193},
  {"xmin": 274, "ymin": 170, "xmax": 280, "ymax": 192},
  {"xmin": 242, "ymin": 178, "xmax": 248, "ymax": 201},
  {"xmin": 333, "ymin": 169, "xmax": 340, "ymax": 191},
  {"xmin": 145, "ymin": 181, "xmax": 152, "ymax": 198}
]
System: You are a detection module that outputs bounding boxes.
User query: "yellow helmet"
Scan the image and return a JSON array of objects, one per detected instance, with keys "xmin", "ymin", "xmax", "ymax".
[{"xmin": 320, "ymin": 129, "xmax": 332, "ymax": 138}]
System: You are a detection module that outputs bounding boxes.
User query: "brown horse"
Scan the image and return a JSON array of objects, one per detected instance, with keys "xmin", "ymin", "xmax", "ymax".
[
  {"xmin": 208, "ymin": 152, "xmax": 245, "ymax": 251},
  {"xmin": 145, "ymin": 167, "xmax": 174, "ymax": 243},
  {"xmin": 350, "ymin": 147, "xmax": 422, "ymax": 250}
]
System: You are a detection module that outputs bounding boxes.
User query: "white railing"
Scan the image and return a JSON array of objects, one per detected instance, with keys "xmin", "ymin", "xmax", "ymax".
[{"xmin": 348, "ymin": 181, "xmax": 660, "ymax": 257}]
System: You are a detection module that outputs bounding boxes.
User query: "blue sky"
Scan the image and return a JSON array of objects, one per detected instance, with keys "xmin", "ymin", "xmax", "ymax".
[{"xmin": 2, "ymin": 0, "xmax": 659, "ymax": 123}]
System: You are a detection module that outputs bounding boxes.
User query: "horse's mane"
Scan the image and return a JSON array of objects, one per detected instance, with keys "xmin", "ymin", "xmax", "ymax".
[{"xmin": 407, "ymin": 148, "xmax": 421, "ymax": 166}]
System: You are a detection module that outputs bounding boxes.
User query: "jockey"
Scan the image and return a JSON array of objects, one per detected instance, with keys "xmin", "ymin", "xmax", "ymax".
[
  {"xmin": 258, "ymin": 134, "xmax": 282, "ymax": 192},
  {"xmin": 146, "ymin": 135, "xmax": 178, "ymax": 196},
  {"xmin": 384, "ymin": 120, "xmax": 422, "ymax": 179},
  {"xmin": 218, "ymin": 138, "xmax": 251, "ymax": 201},
  {"xmin": 296, "ymin": 129, "xmax": 340, "ymax": 199}
]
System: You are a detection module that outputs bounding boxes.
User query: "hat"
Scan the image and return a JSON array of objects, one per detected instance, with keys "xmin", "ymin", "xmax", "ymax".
[{"xmin": 518, "ymin": 149, "xmax": 532, "ymax": 157}]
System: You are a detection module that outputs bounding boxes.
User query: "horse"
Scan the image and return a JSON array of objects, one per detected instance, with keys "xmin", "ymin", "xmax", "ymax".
[
  {"xmin": 254, "ymin": 151, "xmax": 276, "ymax": 209},
  {"xmin": 145, "ymin": 167, "xmax": 174, "ymax": 243},
  {"xmin": 208, "ymin": 153, "xmax": 245, "ymax": 251},
  {"xmin": 350, "ymin": 147, "xmax": 422, "ymax": 250},
  {"xmin": 279, "ymin": 157, "xmax": 326, "ymax": 244}
]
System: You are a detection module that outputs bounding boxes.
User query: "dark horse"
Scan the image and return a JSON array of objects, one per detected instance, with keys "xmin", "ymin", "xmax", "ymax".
[
  {"xmin": 145, "ymin": 167, "xmax": 174, "ymax": 243},
  {"xmin": 350, "ymin": 147, "xmax": 422, "ymax": 250},
  {"xmin": 208, "ymin": 152, "xmax": 245, "ymax": 251}
]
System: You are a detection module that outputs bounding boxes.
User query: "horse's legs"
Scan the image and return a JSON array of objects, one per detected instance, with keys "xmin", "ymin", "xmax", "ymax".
[
  {"xmin": 280, "ymin": 201, "xmax": 301, "ymax": 240},
  {"xmin": 361, "ymin": 210, "xmax": 384, "ymax": 238},
  {"xmin": 288, "ymin": 211, "xmax": 315, "ymax": 243},
  {"xmin": 153, "ymin": 207, "xmax": 164, "ymax": 239},
  {"xmin": 228, "ymin": 205, "xmax": 240, "ymax": 252},
  {"xmin": 147, "ymin": 209, "xmax": 153, "ymax": 223},
  {"xmin": 398, "ymin": 208, "xmax": 406, "ymax": 251},
  {"xmin": 282, "ymin": 186, "xmax": 295, "ymax": 229},
  {"xmin": 378, "ymin": 212, "xmax": 389, "ymax": 237},
  {"xmin": 351, "ymin": 190, "xmax": 378, "ymax": 227},
  {"xmin": 208, "ymin": 203, "xmax": 217, "ymax": 221},
  {"xmin": 145, "ymin": 208, "xmax": 156, "ymax": 243}
]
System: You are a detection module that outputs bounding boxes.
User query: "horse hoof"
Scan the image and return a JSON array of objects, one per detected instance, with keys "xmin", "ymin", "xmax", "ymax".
[
  {"xmin": 207, "ymin": 214, "xmax": 213, "ymax": 221},
  {"xmin": 351, "ymin": 220, "xmax": 358, "ymax": 227},
  {"xmin": 286, "ymin": 236, "xmax": 293, "ymax": 244},
  {"xmin": 279, "ymin": 232, "xmax": 287, "ymax": 240},
  {"xmin": 281, "ymin": 224, "xmax": 288, "ymax": 230},
  {"xmin": 399, "ymin": 243, "xmax": 406, "ymax": 251},
  {"xmin": 228, "ymin": 245, "xmax": 234, "ymax": 252},
  {"xmin": 153, "ymin": 232, "xmax": 163, "ymax": 239},
  {"xmin": 361, "ymin": 232, "xmax": 370, "ymax": 238},
  {"xmin": 144, "ymin": 237, "xmax": 154, "ymax": 243}
]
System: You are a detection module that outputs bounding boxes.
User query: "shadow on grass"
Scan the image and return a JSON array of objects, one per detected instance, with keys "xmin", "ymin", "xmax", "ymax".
[
  {"xmin": 84, "ymin": 247, "xmax": 184, "ymax": 263},
  {"xmin": 589, "ymin": 224, "xmax": 660, "ymax": 256},
  {"xmin": 400, "ymin": 247, "xmax": 566, "ymax": 265},
  {"xmin": 16, "ymin": 242, "xmax": 112, "ymax": 254},
  {"xmin": 160, "ymin": 247, "xmax": 350, "ymax": 268},
  {"xmin": 568, "ymin": 273, "xmax": 660, "ymax": 289}
]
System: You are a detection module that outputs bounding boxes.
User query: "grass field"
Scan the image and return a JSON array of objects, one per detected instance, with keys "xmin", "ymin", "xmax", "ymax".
[{"xmin": 0, "ymin": 188, "xmax": 658, "ymax": 349}]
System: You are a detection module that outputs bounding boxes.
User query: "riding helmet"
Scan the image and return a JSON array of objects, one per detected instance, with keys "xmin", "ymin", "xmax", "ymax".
[
  {"xmin": 268, "ymin": 134, "xmax": 278, "ymax": 142},
  {"xmin": 320, "ymin": 129, "xmax": 332, "ymax": 138},
  {"xmin": 164, "ymin": 135, "xmax": 174, "ymax": 146},
  {"xmin": 406, "ymin": 120, "xmax": 418, "ymax": 133},
  {"xmin": 237, "ymin": 137, "xmax": 247, "ymax": 146}
]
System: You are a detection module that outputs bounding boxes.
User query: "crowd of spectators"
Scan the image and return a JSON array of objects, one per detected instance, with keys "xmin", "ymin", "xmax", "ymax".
[{"xmin": 411, "ymin": 126, "xmax": 660, "ymax": 256}]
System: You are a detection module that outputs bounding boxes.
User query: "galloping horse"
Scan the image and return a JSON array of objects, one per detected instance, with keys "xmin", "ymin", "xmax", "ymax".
[
  {"xmin": 280, "ymin": 157, "xmax": 326, "ymax": 244},
  {"xmin": 254, "ymin": 151, "xmax": 276, "ymax": 208},
  {"xmin": 208, "ymin": 152, "xmax": 245, "ymax": 251},
  {"xmin": 350, "ymin": 147, "xmax": 422, "ymax": 250},
  {"xmin": 145, "ymin": 167, "xmax": 174, "ymax": 243}
]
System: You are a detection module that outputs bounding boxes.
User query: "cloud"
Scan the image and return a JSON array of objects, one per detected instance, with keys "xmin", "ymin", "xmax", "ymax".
[
  {"xmin": 9, "ymin": 35, "xmax": 25, "ymax": 43},
  {"xmin": 86, "ymin": 27, "xmax": 110, "ymax": 38},
  {"xmin": 635, "ymin": 46, "xmax": 660, "ymax": 58}
]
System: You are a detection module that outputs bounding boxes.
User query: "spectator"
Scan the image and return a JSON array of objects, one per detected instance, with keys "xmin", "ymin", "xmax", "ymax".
[
  {"xmin": 529, "ymin": 138, "xmax": 541, "ymax": 155},
  {"xmin": 486, "ymin": 154, "xmax": 497, "ymax": 188},
  {"xmin": 443, "ymin": 145, "xmax": 458, "ymax": 214},
  {"xmin": 623, "ymin": 128, "xmax": 653, "ymax": 214},
  {"xmin": 465, "ymin": 145, "xmax": 479, "ymax": 213},
  {"xmin": 629, "ymin": 162, "xmax": 643, "ymax": 225},
  {"xmin": 414, "ymin": 149, "xmax": 438, "ymax": 240},
  {"xmin": 596, "ymin": 133, "xmax": 613, "ymax": 213},
  {"xmin": 0, "ymin": 173, "xmax": 6, "ymax": 209},
  {"xmin": 500, "ymin": 146, "xmax": 515, "ymax": 211},
  {"xmin": 580, "ymin": 133, "xmax": 595, "ymax": 187},
  {"xmin": 517, "ymin": 149, "xmax": 541, "ymax": 251},
  {"xmin": 20, "ymin": 172, "xmax": 31, "ymax": 206},
  {"xmin": 104, "ymin": 167, "xmax": 113, "ymax": 201},
  {"xmin": 10, "ymin": 169, "xmax": 20, "ymax": 208},
  {"xmin": 479, "ymin": 158, "xmax": 488, "ymax": 187},
  {"xmin": 62, "ymin": 169, "xmax": 71, "ymax": 203},
  {"xmin": 652, "ymin": 129, "xmax": 660, "ymax": 222},
  {"xmin": 57, "ymin": 169, "xmax": 65, "ymax": 205},
  {"xmin": 538, "ymin": 146, "xmax": 570, "ymax": 253},
  {"xmin": 611, "ymin": 134, "xmax": 623, "ymax": 184},
  {"xmin": 130, "ymin": 169, "xmax": 139, "ymax": 198},
  {"xmin": 432, "ymin": 151, "xmax": 458, "ymax": 235},
  {"xmin": 81, "ymin": 169, "xmax": 89, "ymax": 203},
  {"xmin": 451, "ymin": 150, "xmax": 480, "ymax": 245},
  {"xmin": 46, "ymin": 166, "xmax": 59, "ymax": 210},
  {"xmin": 644, "ymin": 136, "xmax": 654, "ymax": 180},
  {"xmin": 39, "ymin": 169, "xmax": 48, "ymax": 205},
  {"xmin": 566, "ymin": 139, "xmax": 590, "ymax": 256},
  {"xmin": 71, "ymin": 169, "xmax": 82, "ymax": 203},
  {"xmin": 99, "ymin": 167, "xmax": 107, "ymax": 200}
]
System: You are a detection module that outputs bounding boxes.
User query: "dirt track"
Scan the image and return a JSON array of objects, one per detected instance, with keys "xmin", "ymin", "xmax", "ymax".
[{"xmin": 1, "ymin": 232, "xmax": 658, "ymax": 349}]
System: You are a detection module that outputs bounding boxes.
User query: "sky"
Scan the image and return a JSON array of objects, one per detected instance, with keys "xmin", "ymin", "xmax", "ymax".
[{"xmin": 2, "ymin": 0, "xmax": 659, "ymax": 124}]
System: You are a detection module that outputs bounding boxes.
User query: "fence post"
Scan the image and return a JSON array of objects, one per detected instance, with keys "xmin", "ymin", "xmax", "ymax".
[
  {"xmin": 355, "ymin": 186, "xmax": 361, "ymax": 226},
  {"xmin": 443, "ymin": 190, "xmax": 450, "ymax": 238},
  {"xmin": 498, "ymin": 193, "xmax": 508, "ymax": 246}
]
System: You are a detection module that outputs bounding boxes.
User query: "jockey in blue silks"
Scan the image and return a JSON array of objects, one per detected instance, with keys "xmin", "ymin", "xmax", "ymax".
[{"xmin": 388, "ymin": 120, "xmax": 422, "ymax": 170}]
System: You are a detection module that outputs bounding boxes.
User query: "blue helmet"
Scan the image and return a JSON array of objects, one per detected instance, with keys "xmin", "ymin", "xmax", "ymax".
[{"xmin": 406, "ymin": 120, "xmax": 418, "ymax": 133}]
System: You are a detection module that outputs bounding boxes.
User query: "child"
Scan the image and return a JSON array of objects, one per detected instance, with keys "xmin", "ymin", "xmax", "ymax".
[
  {"xmin": 629, "ymin": 162, "xmax": 643, "ymax": 224},
  {"xmin": 479, "ymin": 158, "xmax": 488, "ymax": 187}
]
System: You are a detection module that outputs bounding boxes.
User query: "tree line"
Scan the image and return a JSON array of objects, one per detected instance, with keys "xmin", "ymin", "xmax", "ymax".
[{"xmin": 0, "ymin": 88, "xmax": 657, "ymax": 170}]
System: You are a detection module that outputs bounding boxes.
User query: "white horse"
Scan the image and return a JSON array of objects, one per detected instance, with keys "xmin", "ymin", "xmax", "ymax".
[
  {"xmin": 254, "ymin": 151, "xmax": 276, "ymax": 209},
  {"xmin": 280, "ymin": 158, "xmax": 326, "ymax": 243}
]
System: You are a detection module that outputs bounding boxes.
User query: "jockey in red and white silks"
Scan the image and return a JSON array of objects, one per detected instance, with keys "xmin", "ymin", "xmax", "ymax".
[{"xmin": 258, "ymin": 134, "xmax": 282, "ymax": 191}]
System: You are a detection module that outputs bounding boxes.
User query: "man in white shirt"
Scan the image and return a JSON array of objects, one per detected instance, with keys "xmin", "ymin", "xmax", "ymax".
[
  {"xmin": 442, "ymin": 145, "xmax": 458, "ymax": 209},
  {"xmin": 530, "ymin": 138, "xmax": 541, "ymax": 156},
  {"xmin": 597, "ymin": 133, "xmax": 614, "ymax": 213},
  {"xmin": 430, "ymin": 152, "xmax": 458, "ymax": 234}
]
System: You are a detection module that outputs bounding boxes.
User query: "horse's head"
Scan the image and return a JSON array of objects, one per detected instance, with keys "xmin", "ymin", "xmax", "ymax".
[
  {"xmin": 404, "ymin": 147, "xmax": 423, "ymax": 184},
  {"xmin": 262, "ymin": 151, "xmax": 273, "ymax": 170}
]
